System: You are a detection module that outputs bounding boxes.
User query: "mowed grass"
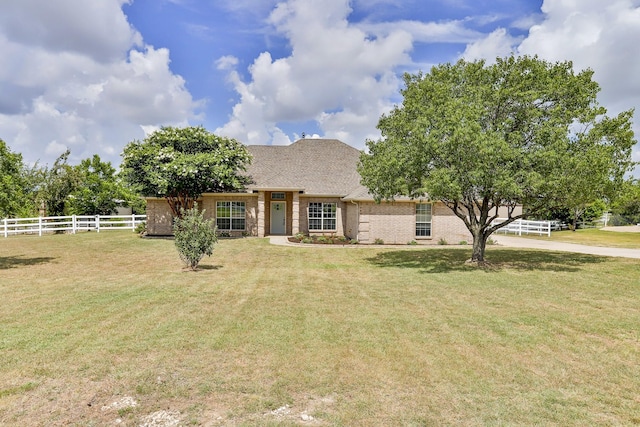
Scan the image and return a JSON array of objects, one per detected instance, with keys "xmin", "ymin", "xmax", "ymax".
[
  {"xmin": 519, "ymin": 228, "xmax": 640, "ymax": 249},
  {"xmin": 1, "ymin": 232, "xmax": 639, "ymax": 426}
]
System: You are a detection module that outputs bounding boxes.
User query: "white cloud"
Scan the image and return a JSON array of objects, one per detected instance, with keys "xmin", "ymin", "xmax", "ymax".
[
  {"xmin": 0, "ymin": 0, "xmax": 201, "ymax": 167},
  {"xmin": 217, "ymin": 0, "xmax": 413, "ymax": 148},
  {"xmin": 216, "ymin": 55, "xmax": 240, "ymax": 71},
  {"xmin": 355, "ymin": 19, "xmax": 481, "ymax": 44},
  {"xmin": 462, "ymin": 28, "xmax": 518, "ymax": 62}
]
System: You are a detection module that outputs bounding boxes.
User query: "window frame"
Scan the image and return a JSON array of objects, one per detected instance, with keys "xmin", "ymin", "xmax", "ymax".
[
  {"xmin": 415, "ymin": 203, "xmax": 432, "ymax": 238},
  {"xmin": 308, "ymin": 202, "xmax": 337, "ymax": 231},
  {"xmin": 216, "ymin": 201, "xmax": 246, "ymax": 231}
]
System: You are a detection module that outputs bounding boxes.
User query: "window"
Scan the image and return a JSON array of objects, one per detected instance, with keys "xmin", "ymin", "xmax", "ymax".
[
  {"xmin": 216, "ymin": 201, "xmax": 246, "ymax": 231},
  {"xmin": 416, "ymin": 203, "xmax": 432, "ymax": 237},
  {"xmin": 308, "ymin": 202, "xmax": 336, "ymax": 231},
  {"xmin": 271, "ymin": 192, "xmax": 285, "ymax": 200}
]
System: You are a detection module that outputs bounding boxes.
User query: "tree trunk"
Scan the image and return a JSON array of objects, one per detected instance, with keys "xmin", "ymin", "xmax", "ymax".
[{"xmin": 470, "ymin": 229, "xmax": 488, "ymax": 264}]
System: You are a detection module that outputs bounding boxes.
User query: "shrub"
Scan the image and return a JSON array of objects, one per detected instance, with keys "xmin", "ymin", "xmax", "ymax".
[
  {"xmin": 173, "ymin": 205, "xmax": 218, "ymax": 270},
  {"xmin": 135, "ymin": 221, "xmax": 147, "ymax": 235},
  {"xmin": 438, "ymin": 238, "xmax": 448, "ymax": 245},
  {"xmin": 407, "ymin": 240, "xmax": 418, "ymax": 245},
  {"xmin": 374, "ymin": 238, "xmax": 384, "ymax": 245},
  {"xmin": 458, "ymin": 240, "xmax": 467, "ymax": 245}
]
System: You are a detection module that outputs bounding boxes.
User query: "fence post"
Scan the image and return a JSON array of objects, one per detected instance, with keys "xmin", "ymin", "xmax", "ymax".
[
  {"xmin": 547, "ymin": 221, "xmax": 551, "ymax": 237},
  {"xmin": 3, "ymin": 218, "xmax": 6, "ymax": 238},
  {"xmin": 131, "ymin": 214, "xmax": 135, "ymax": 231},
  {"xmin": 38, "ymin": 217, "xmax": 42, "ymax": 236},
  {"xmin": 72, "ymin": 215, "xmax": 77, "ymax": 234},
  {"xmin": 96, "ymin": 215, "xmax": 100, "ymax": 233},
  {"xmin": 518, "ymin": 220, "xmax": 522, "ymax": 236}
]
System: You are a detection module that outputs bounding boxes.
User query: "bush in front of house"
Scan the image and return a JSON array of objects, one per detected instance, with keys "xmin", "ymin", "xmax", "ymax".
[{"xmin": 173, "ymin": 205, "xmax": 218, "ymax": 270}]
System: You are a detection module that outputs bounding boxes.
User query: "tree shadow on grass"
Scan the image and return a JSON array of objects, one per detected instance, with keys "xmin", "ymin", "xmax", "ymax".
[
  {"xmin": 0, "ymin": 255, "xmax": 56, "ymax": 270},
  {"xmin": 367, "ymin": 248, "xmax": 607, "ymax": 274}
]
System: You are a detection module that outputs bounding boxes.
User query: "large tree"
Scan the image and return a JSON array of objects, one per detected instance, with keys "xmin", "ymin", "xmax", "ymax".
[
  {"xmin": 359, "ymin": 56, "xmax": 636, "ymax": 263},
  {"xmin": 121, "ymin": 126, "xmax": 252, "ymax": 217},
  {"xmin": 0, "ymin": 139, "xmax": 34, "ymax": 217},
  {"xmin": 66, "ymin": 155, "xmax": 124, "ymax": 215},
  {"xmin": 37, "ymin": 150, "xmax": 81, "ymax": 216}
]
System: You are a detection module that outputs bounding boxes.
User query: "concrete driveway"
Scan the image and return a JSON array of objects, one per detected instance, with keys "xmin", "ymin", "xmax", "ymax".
[
  {"xmin": 271, "ymin": 234, "xmax": 640, "ymax": 259},
  {"xmin": 491, "ymin": 235, "xmax": 640, "ymax": 259}
]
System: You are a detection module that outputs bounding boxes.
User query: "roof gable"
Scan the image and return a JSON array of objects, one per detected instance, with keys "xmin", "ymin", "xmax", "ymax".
[{"xmin": 246, "ymin": 138, "xmax": 364, "ymax": 196}]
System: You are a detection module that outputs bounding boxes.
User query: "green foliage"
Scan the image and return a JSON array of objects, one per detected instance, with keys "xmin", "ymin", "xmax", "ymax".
[
  {"xmin": 438, "ymin": 238, "xmax": 448, "ymax": 245},
  {"xmin": 121, "ymin": 126, "xmax": 252, "ymax": 217},
  {"xmin": 173, "ymin": 205, "xmax": 218, "ymax": 270},
  {"xmin": 65, "ymin": 155, "xmax": 121, "ymax": 215},
  {"xmin": 610, "ymin": 179, "xmax": 640, "ymax": 225},
  {"xmin": 36, "ymin": 150, "xmax": 81, "ymax": 216},
  {"xmin": 374, "ymin": 238, "xmax": 384, "ymax": 245},
  {"xmin": 0, "ymin": 139, "xmax": 36, "ymax": 218},
  {"xmin": 359, "ymin": 55, "xmax": 636, "ymax": 262},
  {"xmin": 541, "ymin": 199, "xmax": 607, "ymax": 229}
]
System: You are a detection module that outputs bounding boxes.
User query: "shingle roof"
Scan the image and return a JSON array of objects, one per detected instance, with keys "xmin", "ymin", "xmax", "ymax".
[{"xmin": 245, "ymin": 138, "xmax": 367, "ymax": 196}]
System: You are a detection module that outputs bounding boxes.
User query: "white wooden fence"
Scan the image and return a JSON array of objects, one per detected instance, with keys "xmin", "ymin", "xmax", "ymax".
[
  {"xmin": 491, "ymin": 218, "xmax": 561, "ymax": 237},
  {"xmin": 2, "ymin": 214, "xmax": 146, "ymax": 237}
]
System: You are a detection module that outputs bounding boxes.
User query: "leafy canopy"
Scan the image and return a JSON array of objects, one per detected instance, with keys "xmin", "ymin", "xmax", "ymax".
[
  {"xmin": 121, "ymin": 126, "xmax": 251, "ymax": 217},
  {"xmin": 66, "ymin": 155, "xmax": 127, "ymax": 216},
  {"xmin": 359, "ymin": 55, "xmax": 636, "ymax": 262},
  {"xmin": 0, "ymin": 139, "xmax": 34, "ymax": 218}
]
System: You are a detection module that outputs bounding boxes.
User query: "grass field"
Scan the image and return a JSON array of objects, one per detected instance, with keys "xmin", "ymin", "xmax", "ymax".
[
  {"xmin": 1, "ymin": 232, "xmax": 639, "ymax": 426},
  {"xmin": 518, "ymin": 228, "xmax": 640, "ymax": 249}
]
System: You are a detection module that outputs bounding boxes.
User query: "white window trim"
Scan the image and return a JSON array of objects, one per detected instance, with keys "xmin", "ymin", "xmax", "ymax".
[
  {"xmin": 216, "ymin": 201, "xmax": 246, "ymax": 231},
  {"xmin": 415, "ymin": 203, "xmax": 432, "ymax": 238},
  {"xmin": 308, "ymin": 202, "xmax": 337, "ymax": 231}
]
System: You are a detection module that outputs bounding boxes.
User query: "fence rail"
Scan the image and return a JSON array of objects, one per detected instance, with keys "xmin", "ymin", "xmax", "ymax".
[
  {"xmin": 2, "ymin": 215, "xmax": 146, "ymax": 237},
  {"xmin": 491, "ymin": 218, "xmax": 561, "ymax": 237}
]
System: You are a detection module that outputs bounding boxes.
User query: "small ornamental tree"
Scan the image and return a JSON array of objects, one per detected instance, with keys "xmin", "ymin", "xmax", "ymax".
[
  {"xmin": 173, "ymin": 205, "xmax": 218, "ymax": 270},
  {"xmin": 121, "ymin": 126, "xmax": 252, "ymax": 218}
]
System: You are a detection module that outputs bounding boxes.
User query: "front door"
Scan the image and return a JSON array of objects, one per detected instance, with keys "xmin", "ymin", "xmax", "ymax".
[{"xmin": 270, "ymin": 202, "xmax": 286, "ymax": 235}]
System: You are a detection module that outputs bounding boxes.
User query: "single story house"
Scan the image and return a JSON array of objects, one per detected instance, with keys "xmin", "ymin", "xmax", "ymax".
[{"xmin": 146, "ymin": 138, "xmax": 513, "ymax": 244}]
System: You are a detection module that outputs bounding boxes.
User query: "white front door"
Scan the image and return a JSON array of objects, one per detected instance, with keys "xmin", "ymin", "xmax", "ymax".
[{"xmin": 270, "ymin": 202, "xmax": 286, "ymax": 235}]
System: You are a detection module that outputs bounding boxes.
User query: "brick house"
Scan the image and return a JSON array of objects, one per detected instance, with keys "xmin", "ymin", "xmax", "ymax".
[{"xmin": 145, "ymin": 138, "xmax": 484, "ymax": 244}]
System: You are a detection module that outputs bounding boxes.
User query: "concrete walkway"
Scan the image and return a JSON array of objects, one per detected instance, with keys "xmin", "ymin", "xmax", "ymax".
[
  {"xmin": 491, "ymin": 235, "xmax": 640, "ymax": 259},
  {"xmin": 270, "ymin": 235, "xmax": 640, "ymax": 259}
]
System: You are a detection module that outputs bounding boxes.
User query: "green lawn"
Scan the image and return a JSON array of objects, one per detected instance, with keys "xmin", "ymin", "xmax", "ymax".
[
  {"xmin": 518, "ymin": 228, "xmax": 640, "ymax": 249},
  {"xmin": 1, "ymin": 232, "xmax": 639, "ymax": 426}
]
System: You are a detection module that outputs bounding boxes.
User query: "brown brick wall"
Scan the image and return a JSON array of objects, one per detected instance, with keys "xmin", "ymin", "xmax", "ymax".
[
  {"xmin": 146, "ymin": 198, "xmax": 174, "ymax": 235},
  {"xmin": 355, "ymin": 201, "xmax": 472, "ymax": 245}
]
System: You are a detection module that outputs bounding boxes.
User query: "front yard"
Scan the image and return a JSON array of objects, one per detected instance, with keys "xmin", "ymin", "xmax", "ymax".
[{"xmin": 1, "ymin": 232, "xmax": 639, "ymax": 425}]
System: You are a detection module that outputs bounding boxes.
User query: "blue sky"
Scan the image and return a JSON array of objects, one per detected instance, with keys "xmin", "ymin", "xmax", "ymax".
[{"xmin": 1, "ymin": 0, "xmax": 639, "ymax": 172}]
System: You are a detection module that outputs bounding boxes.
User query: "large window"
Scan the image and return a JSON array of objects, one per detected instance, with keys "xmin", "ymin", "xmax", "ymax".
[
  {"xmin": 308, "ymin": 202, "xmax": 336, "ymax": 231},
  {"xmin": 216, "ymin": 201, "xmax": 246, "ymax": 231},
  {"xmin": 416, "ymin": 203, "xmax": 432, "ymax": 237}
]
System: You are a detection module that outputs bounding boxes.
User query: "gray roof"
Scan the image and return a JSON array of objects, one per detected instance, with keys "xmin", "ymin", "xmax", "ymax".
[{"xmin": 246, "ymin": 138, "xmax": 368, "ymax": 196}]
